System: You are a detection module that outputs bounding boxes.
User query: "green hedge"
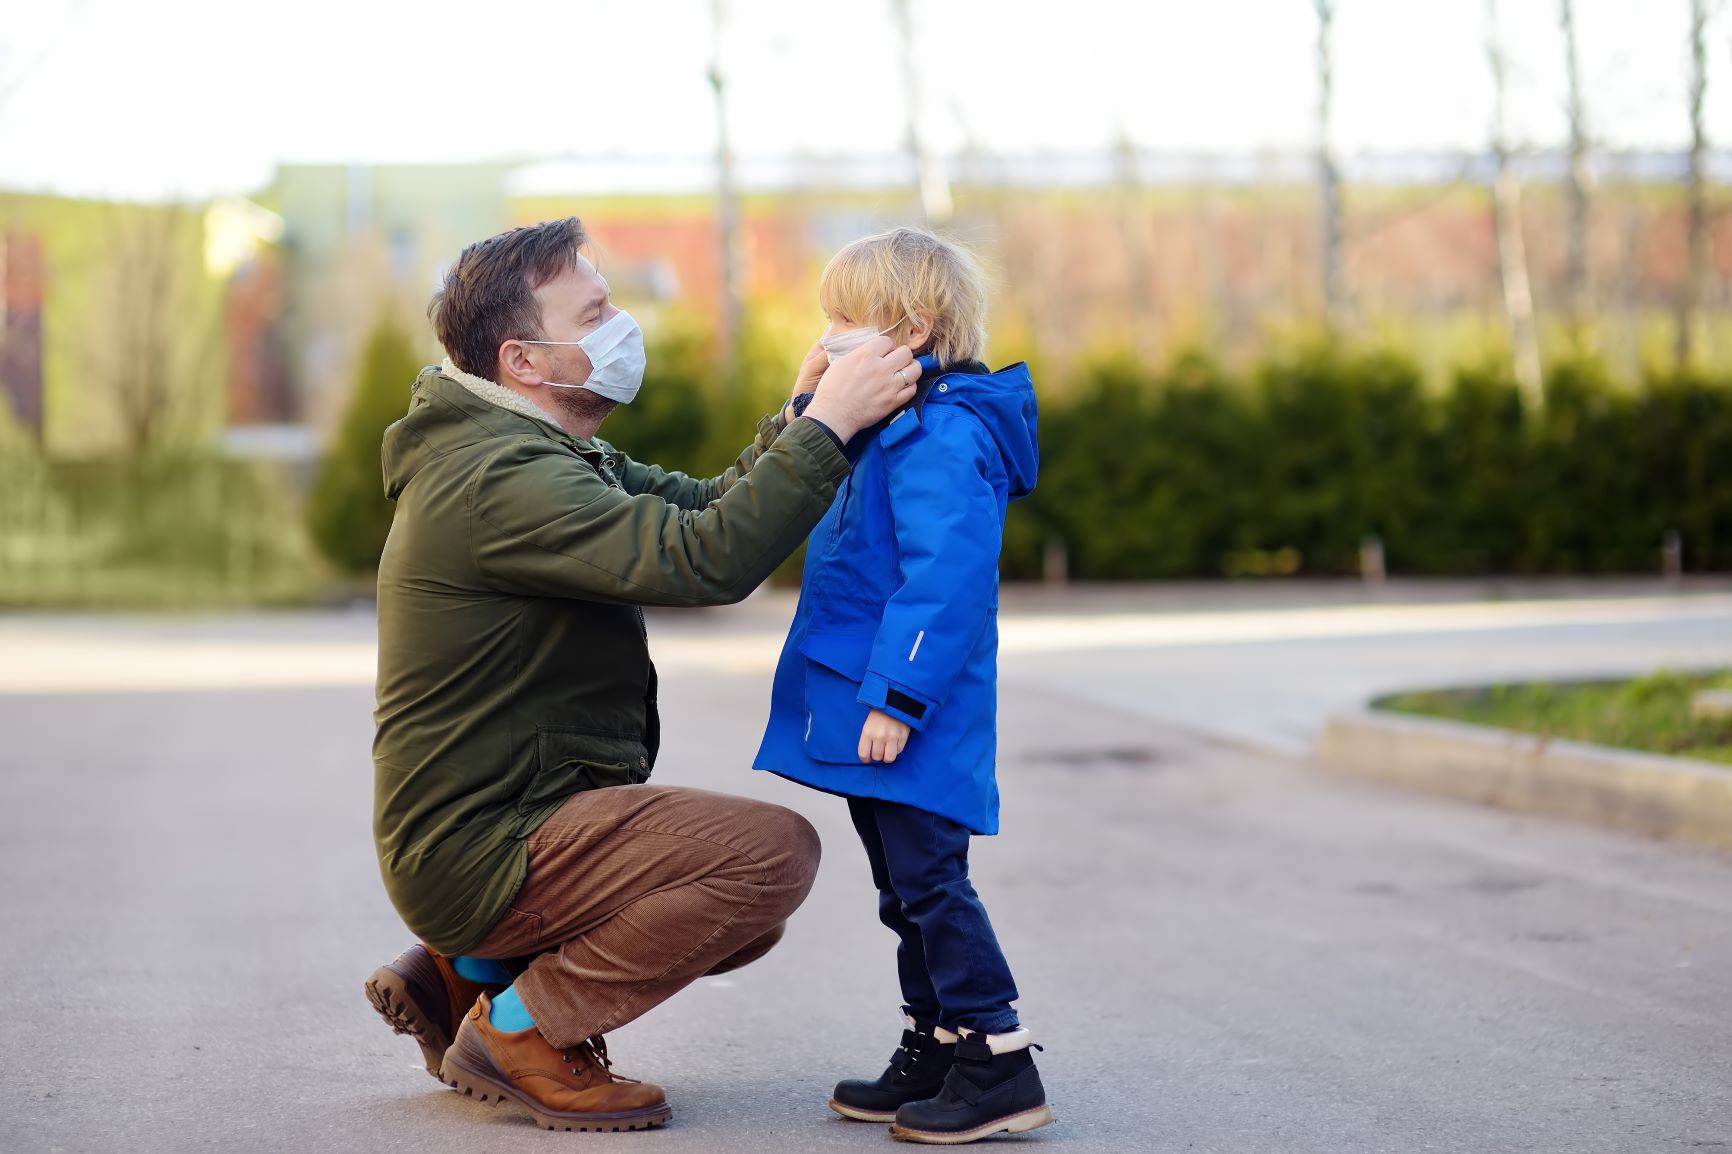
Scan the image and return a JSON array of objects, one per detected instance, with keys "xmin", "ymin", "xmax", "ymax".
[
  {"xmin": 1001, "ymin": 348, "xmax": 1732, "ymax": 579},
  {"xmin": 300, "ymin": 321, "xmax": 1730, "ymax": 585},
  {"xmin": 306, "ymin": 317, "xmax": 423, "ymax": 574},
  {"xmin": 0, "ymin": 453, "xmax": 322, "ymax": 608}
]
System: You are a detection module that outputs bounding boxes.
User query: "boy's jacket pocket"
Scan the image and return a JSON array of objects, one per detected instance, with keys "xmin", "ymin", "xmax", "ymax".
[
  {"xmin": 797, "ymin": 633, "xmax": 875, "ymax": 764},
  {"xmin": 798, "ymin": 632, "xmax": 874, "ymax": 681}
]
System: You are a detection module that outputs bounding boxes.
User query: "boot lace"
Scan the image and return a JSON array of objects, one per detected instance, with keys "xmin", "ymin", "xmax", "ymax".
[{"xmin": 560, "ymin": 1034, "xmax": 642, "ymax": 1084}]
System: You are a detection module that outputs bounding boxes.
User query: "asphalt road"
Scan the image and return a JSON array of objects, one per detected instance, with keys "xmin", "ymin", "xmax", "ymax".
[
  {"xmin": 2, "ymin": 587, "xmax": 1729, "ymax": 1152},
  {"xmin": 992, "ymin": 589, "xmax": 1732, "ymax": 754}
]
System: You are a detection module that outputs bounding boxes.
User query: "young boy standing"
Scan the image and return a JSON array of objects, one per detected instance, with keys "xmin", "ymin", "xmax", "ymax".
[{"xmin": 754, "ymin": 228, "xmax": 1050, "ymax": 1144}]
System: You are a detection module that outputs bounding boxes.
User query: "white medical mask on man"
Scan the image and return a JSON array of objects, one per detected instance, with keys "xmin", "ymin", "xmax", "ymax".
[
  {"xmin": 519, "ymin": 310, "xmax": 647, "ymax": 404},
  {"xmin": 819, "ymin": 316, "xmax": 907, "ymax": 364}
]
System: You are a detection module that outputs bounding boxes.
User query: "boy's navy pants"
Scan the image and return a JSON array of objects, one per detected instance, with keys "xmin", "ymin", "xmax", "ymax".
[{"xmin": 846, "ymin": 796, "xmax": 1022, "ymax": 1034}]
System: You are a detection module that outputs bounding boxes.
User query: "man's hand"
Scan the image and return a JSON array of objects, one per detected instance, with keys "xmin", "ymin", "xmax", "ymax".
[
  {"xmin": 782, "ymin": 340, "xmax": 828, "ymax": 424},
  {"xmin": 803, "ymin": 337, "xmax": 920, "ymax": 443},
  {"xmin": 858, "ymin": 708, "xmax": 912, "ymax": 764}
]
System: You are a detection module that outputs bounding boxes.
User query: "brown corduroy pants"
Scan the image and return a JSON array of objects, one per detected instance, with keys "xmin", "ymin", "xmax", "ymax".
[{"xmin": 466, "ymin": 784, "xmax": 821, "ymax": 1048}]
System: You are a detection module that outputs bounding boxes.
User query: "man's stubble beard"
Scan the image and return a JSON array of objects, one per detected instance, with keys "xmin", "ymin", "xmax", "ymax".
[{"xmin": 550, "ymin": 387, "xmax": 618, "ymax": 435}]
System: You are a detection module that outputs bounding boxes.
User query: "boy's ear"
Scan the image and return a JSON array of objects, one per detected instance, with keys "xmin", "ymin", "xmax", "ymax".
[{"xmin": 903, "ymin": 314, "xmax": 935, "ymax": 353}]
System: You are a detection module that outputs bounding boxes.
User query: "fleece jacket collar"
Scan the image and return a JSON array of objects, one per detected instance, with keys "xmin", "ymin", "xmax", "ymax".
[{"xmin": 440, "ymin": 357, "xmax": 568, "ymax": 431}]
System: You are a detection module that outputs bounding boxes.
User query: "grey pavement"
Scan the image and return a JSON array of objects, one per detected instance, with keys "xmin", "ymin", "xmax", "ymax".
[{"xmin": 2, "ymin": 585, "xmax": 1731, "ymax": 1152}]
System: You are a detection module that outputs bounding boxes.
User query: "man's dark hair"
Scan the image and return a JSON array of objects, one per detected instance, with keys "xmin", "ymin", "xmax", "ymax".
[{"xmin": 428, "ymin": 216, "xmax": 587, "ymax": 378}]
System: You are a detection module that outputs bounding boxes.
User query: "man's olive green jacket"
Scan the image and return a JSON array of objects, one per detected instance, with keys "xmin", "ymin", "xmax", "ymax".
[{"xmin": 372, "ymin": 367, "xmax": 848, "ymax": 956}]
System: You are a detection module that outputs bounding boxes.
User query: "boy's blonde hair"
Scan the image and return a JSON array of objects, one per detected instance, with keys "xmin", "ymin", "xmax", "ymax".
[{"xmin": 818, "ymin": 227, "xmax": 987, "ymax": 366}]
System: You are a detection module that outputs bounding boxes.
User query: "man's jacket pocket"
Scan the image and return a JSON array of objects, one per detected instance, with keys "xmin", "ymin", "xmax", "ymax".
[{"xmin": 515, "ymin": 725, "xmax": 650, "ymax": 832}]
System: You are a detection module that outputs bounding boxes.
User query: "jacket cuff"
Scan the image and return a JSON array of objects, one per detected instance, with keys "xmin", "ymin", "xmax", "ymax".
[
  {"xmin": 858, "ymin": 672, "xmax": 938, "ymax": 732},
  {"xmin": 782, "ymin": 414, "xmax": 851, "ymax": 485},
  {"xmin": 804, "ymin": 416, "xmax": 845, "ymax": 452}
]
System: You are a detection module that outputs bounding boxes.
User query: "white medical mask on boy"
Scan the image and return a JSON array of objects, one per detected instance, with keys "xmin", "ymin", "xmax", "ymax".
[
  {"xmin": 519, "ymin": 310, "xmax": 646, "ymax": 404},
  {"xmin": 820, "ymin": 316, "xmax": 907, "ymax": 364}
]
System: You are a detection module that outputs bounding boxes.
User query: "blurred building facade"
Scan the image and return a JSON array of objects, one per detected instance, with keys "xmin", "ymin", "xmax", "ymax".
[
  {"xmin": 0, "ymin": 231, "xmax": 44, "ymax": 439},
  {"xmin": 5, "ymin": 149, "xmax": 1732, "ymax": 457}
]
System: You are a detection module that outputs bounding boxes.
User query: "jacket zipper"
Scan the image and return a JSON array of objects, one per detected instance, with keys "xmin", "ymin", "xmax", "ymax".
[
  {"xmin": 583, "ymin": 448, "xmax": 646, "ymax": 640},
  {"xmin": 831, "ymin": 474, "xmax": 854, "ymax": 545}
]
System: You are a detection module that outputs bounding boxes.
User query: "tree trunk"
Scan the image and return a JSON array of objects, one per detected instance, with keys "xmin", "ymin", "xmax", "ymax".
[
  {"xmin": 1676, "ymin": 0, "xmax": 1709, "ymax": 369},
  {"xmin": 891, "ymin": 0, "xmax": 952, "ymax": 225},
  {"xmin": 1561, "ymin": 0, "xmax": 1594, "ymax": 341},
  {"xmin": 1487, "ymin": 0, "xmax": 1543, "ymax": 407},
  {"xmin": 1315, "ymin": 0, "xmax": 1344, "ymax": 331},
  {"xmin": 708, "ymin": 0, "xmax": 742, "ymax": 389}
]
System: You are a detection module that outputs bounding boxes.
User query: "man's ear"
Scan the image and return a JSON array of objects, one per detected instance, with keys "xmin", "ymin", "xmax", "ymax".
[{"xmin": 497, "ymin": 340, "xmax": 541, "ymax": 387}]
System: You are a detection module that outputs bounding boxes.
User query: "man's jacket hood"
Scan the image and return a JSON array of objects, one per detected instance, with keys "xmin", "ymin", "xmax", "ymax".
[
  {"xmin": 382, "ymin": 370, "xmax": 576, "ymax": 501},
  {"xmin": 381, "ymin": 411, "xmax": 438, "ymax": 501}
]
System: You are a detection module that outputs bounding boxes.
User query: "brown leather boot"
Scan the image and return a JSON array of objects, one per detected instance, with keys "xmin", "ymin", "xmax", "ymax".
[
  {"xmin": 364, "ymin": 944, "xmax": 502, "ymax": 1079},
  {"xmin": 439, "ymin": 993, "xmax": 672, "ymax": 1132}
]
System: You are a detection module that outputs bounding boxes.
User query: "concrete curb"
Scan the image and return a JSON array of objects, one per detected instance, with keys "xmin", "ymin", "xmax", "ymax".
[{"xmin": 1317, "ymin": 708, "xmax": 1732, "ymax": 852}]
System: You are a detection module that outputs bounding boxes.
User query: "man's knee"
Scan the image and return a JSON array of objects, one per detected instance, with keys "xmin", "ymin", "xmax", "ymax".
[
  {"xmin": 758, "ymin": 803, "xmax": 821, "ymax": 903},
  {"xmin": 704, "ymin": 920, "xmax": 787, "ymax": 976}
]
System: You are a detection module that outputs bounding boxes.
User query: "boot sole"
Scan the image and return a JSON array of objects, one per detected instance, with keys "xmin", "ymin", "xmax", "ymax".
[
  {"xmin": 364, "ymin": 965, "xmax": 449, "ymax": 1080},
  {"xmin": 439, "ymin": 1050, "xmax": 673, "ymax": 1132},
  {"xmin": 890, "ymin": 1104, "xmax": 1055, "ymax": 1145},
  {"xmin": 828, "ymin": 1099, "xmax": 899, "ymax": 1123}
]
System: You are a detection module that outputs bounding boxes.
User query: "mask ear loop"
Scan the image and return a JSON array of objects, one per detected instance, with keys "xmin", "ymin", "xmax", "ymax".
[
  {"xmin": 521, "ymin": 309, "xmax": 638, "ymax": 389},
  {"xmin": 513, "ymin": 337, "xmax": 582, "ymax": 391}
]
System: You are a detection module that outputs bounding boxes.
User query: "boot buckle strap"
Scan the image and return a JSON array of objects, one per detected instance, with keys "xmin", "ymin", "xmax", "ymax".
[
  {"xmin": 946, "ymin": 1070, "xmax": 984, "ymax": 1106},
  {"xmin": 955, "ymin": 1036, "xmax": 994, "ymax": 1063}
]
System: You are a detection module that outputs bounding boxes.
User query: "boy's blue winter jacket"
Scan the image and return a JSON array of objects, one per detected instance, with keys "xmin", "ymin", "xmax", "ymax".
[{"xmin": 752, "ymin": 360, "xmax": 1039, "ymax": 834}]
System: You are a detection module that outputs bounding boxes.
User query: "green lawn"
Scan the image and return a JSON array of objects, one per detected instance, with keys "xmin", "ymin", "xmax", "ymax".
[{"xmin": 1380, "ymin": 670, "xmax": 1732, "ymax": 767}]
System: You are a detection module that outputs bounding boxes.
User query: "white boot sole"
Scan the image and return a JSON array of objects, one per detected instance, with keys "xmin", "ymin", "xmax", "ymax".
[
  {"xmin": 890, "ymin": 1103, "xmax": 1055, "ymax": 1144},
  {"xmin": 829, "ymin": 1098, "xmax": 898, "ymax": 1123}
]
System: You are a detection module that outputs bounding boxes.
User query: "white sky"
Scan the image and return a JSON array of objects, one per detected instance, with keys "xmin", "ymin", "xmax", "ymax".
[{"xmin": 2, "ymin": 0, "xmax": 1728, "ymax": 201}]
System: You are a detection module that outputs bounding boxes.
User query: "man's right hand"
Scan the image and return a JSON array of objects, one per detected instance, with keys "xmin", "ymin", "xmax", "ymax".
[{"xmin": 802, "ymin": 336, "xmax": 920, "ymax": 444}]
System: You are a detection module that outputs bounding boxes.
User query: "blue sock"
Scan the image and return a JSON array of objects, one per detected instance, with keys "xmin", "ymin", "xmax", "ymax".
[
  {"xmin": 451, "ymin": 955, "xmax": 513, "ymax": 985},
  {"xmin": 488, "ymin": 983, "xmax": 535, "ymax": 1032}
]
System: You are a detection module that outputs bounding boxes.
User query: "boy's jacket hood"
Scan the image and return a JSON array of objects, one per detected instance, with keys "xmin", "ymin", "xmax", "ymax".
[{"xmin": 919, "ymin": 361, "xmax": 1039, "ymax": 499}]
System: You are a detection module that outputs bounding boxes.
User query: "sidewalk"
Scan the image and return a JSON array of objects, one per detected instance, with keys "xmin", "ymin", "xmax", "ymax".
[{"xmin": 5, "ymin": 585, "xmax": 1727, "ymax": 758}]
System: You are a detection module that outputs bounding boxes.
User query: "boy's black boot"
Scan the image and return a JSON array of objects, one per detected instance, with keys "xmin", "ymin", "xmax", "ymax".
[
  {"xmin": 890, "ymin": 1029, "xmax": 1054, "ymax": 1144},
  {"xmin": 829, "ymin": 1017, "xmax": 958, "ymax": 1123}
]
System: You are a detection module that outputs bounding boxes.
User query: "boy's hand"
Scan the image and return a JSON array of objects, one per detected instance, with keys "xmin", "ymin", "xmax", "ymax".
[
  {"xmin": 858, "ymin": 709, "xmax": 912, "ymax": 764},
  {"xmin": 793, "ymin": 340, "xmax": 827, "ymax": 399},
  {"xmin": 782, "ymin": 340, "xmax": 828, "ymax": 425}
]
